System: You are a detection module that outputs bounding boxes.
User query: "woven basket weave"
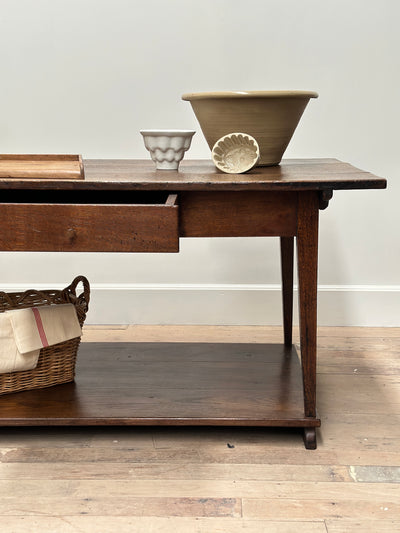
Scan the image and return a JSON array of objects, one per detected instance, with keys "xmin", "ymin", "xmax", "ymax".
[{"xmin": 0, "ymin": 275, "xmax": 90, "ymax": 395}]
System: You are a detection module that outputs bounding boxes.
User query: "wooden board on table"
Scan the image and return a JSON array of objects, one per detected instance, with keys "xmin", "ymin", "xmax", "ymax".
[{"xmin": 0, "ymin": 154, "xmax": 84, "ymax": 179}]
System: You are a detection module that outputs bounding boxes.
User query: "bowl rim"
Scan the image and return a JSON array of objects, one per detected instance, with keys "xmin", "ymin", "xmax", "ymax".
[{"xmin": 182, "ymin": 90, "xmax": 318, "ymax": 101}]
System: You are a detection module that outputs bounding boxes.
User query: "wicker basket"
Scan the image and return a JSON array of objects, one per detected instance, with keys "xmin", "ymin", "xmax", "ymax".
[{"xmin": 0, "ymin": 275, "xmax": 90, "ymax": 395}]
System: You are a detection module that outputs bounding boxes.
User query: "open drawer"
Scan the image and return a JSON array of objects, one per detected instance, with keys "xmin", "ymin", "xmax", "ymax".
[{"xmin": 0, "ymin": 192, "xmax": 179, "ymax": 252}]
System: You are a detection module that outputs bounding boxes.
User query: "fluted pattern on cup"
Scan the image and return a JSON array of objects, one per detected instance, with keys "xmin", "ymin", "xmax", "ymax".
[{"xmin": 140, "ymin": 130, "xmax": 195, "ymax": 170}]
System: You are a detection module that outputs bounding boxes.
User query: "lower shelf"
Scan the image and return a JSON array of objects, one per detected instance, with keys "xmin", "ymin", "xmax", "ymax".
[{"xmin": 0, "ymin": 342, "xmax": 320, "ymax": 431}]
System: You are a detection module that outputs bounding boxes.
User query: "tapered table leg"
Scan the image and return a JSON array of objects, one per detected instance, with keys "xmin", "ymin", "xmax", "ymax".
[
  {"xmin": 297, "ymin": 192, "xmax": 319, "ymax": 446},
  {"xmin": 280, "ymin": 236, "xmax": 294, "ymax": 347}
]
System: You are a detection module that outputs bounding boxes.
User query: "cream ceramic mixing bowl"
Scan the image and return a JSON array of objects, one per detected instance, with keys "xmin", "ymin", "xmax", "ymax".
[{"xmin": 182, "ymin": 91, "xmax": 318, "ymax": 166}]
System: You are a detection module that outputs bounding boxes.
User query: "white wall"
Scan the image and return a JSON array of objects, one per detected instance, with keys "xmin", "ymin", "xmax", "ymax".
[{"xmin": 0, "ymin": 0, "xmax": 398, "ymax": 326}]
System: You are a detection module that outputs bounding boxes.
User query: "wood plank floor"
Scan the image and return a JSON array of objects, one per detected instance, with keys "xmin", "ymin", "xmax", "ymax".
[{"xmin": 0, "ymin": 325, "xmax": 399, "ymax": 532}]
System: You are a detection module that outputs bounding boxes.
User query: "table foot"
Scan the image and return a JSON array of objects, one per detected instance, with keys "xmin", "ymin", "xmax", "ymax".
[{"xmin": 303, "ymin": 427, "xmax": 317, "ymax": 449}]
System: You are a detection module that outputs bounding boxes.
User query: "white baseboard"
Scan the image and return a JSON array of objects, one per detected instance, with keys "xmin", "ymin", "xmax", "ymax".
[
  {"xmin": 2, "ymin": 283, "xmax": 398, "ymax": 326},
  {"xmin": 66, "ymin": 283, "xmax": 400, "ymax": 326}
]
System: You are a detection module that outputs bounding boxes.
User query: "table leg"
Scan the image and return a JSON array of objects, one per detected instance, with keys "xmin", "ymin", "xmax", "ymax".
[
  {"xmin": 280, "ymin": 236, "xmax": 294, "ymax": 347},
  {"xmin": 296, "ymin": 192, "xmax": 319, "ymax": 448}
]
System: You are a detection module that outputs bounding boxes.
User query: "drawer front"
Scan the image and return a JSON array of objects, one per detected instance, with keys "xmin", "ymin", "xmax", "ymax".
[{"xmin": 0, "ymin": 194, "xmax": 179, "ymax": 252}]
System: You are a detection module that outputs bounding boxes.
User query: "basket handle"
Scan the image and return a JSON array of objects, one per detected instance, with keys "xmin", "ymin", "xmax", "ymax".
[
  {"xmin": 64, "ymin": 275, "xmax": 90, "ymax": 307},
  {"xmin": 0, "ymin": 276, "xmax": 90, "ymax": 312},
  {"xmin": 15, "ymin": 290, "xmax": 54, "ymax": 307}
]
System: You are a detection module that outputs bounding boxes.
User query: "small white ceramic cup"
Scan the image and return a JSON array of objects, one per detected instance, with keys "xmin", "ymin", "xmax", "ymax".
[{"xmin": 140, "ymin": 130, "xmax": 195, "ymax": 170}]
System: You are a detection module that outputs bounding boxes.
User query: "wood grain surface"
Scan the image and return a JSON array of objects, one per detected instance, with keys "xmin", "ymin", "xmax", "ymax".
[
  {"xmin": 0, "ymin": 158, "xmax": 387, "ymax": 191},
  {"xmin": 180, "ymin": 191, "xmax": 297, "ymax": 237},
  {"xmin": 0, "ymin": 342, "xmax": 319, "ymax": 428},
  {"xmin": 0, "ymin": 195, "xmax": 179, "ymax": 252}
]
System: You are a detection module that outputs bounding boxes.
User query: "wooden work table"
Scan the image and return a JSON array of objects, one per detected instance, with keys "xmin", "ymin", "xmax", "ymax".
[{"xmin": 0, "ymin": 159, "xmax": 386, "ymax": 448}]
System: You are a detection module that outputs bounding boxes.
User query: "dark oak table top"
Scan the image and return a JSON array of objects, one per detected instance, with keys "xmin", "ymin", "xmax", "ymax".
[{"xmin": 0, "ymin": 158, "xmax": 387, "ymax": 192}]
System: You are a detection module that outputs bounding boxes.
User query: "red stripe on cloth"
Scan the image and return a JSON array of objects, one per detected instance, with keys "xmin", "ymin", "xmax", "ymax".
[{"xmin": 32, "ymin": 307, "xmax": 49, "ymax": 347}]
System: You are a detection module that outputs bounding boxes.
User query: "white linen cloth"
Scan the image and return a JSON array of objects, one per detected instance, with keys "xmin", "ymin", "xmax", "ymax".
[{"xmin": 0, "ymin": 303, "xmax": 81, "ymax": 373}]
